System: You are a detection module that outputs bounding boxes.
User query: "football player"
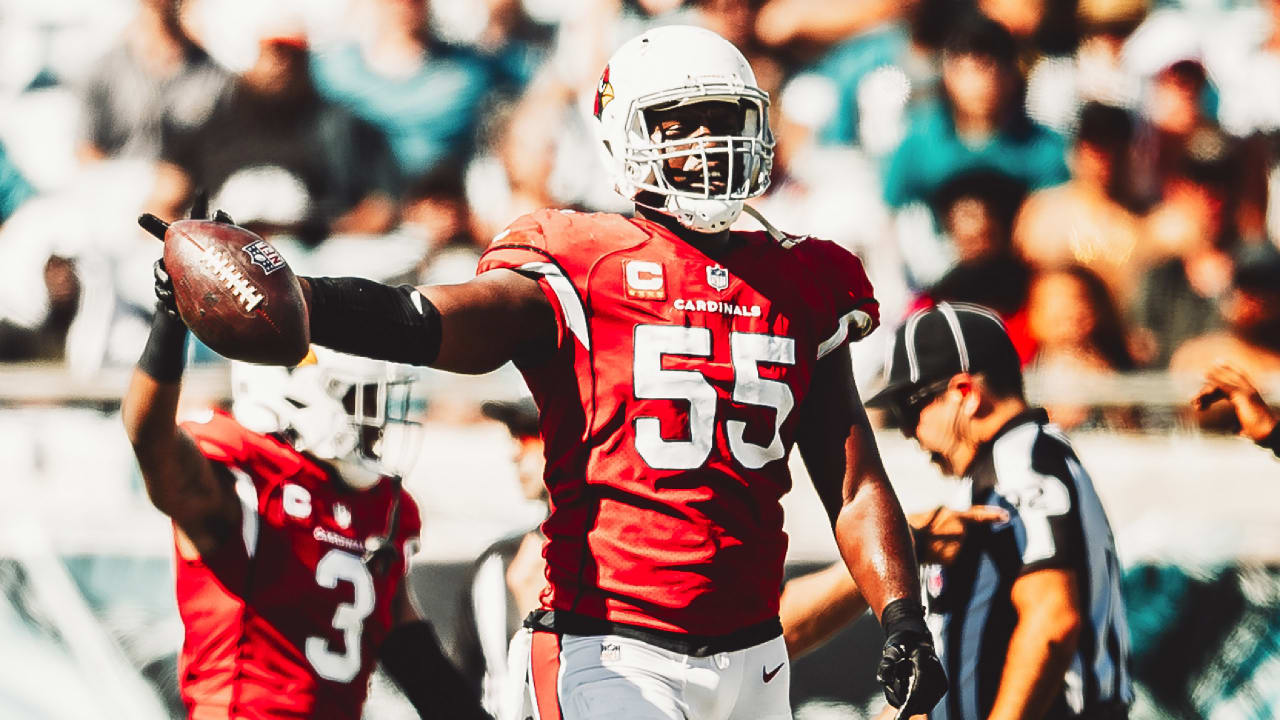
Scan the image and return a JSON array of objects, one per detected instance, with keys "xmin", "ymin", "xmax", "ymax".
[
  {"xmin": 122, "ymin": 210, "xmax": 490, "ymax": 720},
  {"xmin": 204, "ymin": 26, "xmax": 945, "ymax": 720}
]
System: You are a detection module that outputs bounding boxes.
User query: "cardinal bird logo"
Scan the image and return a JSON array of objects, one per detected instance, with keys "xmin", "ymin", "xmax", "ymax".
[{"xmin": 594, "ymin": 65, "xmax": 614, "ymax": 119}]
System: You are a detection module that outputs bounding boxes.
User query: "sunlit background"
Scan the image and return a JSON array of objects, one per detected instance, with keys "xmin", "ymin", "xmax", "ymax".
[{"xmin": 0, "ymin": 0, "xmax": 1278, "ymax": 718}]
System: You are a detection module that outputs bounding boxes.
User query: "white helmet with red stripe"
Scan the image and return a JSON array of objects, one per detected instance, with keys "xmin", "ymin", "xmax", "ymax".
[{"xmin": 593, "ymin": 25, "xmax": 774, "ymax": 233}]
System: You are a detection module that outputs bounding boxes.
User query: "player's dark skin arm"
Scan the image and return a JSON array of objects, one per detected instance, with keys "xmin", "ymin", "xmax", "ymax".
[
  {"xmin": 794, "ymin": 351, "xmax": 922, "ymax": 621},
  {"xmin": 121, "ymin": 371, "xmax": 240, "ymax": 556},
  {"xmin": 380, "ymin": 584, "xmax": 493, "ymax": 720},
  {"xmin": 299, "ymin": 271, "xmax": 557, "ymax": 374}
]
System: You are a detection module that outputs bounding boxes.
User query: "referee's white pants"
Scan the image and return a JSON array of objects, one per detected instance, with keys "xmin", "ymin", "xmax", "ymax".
[{"xmin": 500, "ymin": 628, "xmax": 793, "ymax": 720}]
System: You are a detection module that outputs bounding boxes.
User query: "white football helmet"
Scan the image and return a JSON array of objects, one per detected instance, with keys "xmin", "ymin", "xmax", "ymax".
[
  {"xmin": 593, "ymin": 25, "xmax": 775, "ymax": 233},
  {"xmin": 231, "ymin": 347, "xmax": 421, "ymax": 488}
]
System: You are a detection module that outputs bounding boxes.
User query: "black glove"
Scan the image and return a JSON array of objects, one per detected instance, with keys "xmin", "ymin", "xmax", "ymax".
[
  {"xmin": 153, "ymin": 258, "xmax": 180, "ymax": 319},
  {"xmin": 139, "ymin": 260, "xmax": 188, "ymax": 382},
  {"xmin": 877, "ymin": 599, "xmax": 947, "ymax": 717},
  {"xmin": 135, "ymin": 195, "xmax": 239, "ymax": 382}
]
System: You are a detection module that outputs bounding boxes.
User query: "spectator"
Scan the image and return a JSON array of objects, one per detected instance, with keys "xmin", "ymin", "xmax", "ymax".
[
  {"xmin": 1171, "ymin": 244, "xmax": 1280, "ymax": 385},
  {"xmin": 1130, "ymin": 54, "xmax": 1270, "ymax": 242},
  {"xmin": 159, "ymin": 25, "xmax": 400, "ymax": 244},
  {"xmin": 883, "ymin": 13, "xmax": 1067, "ymax": 286},
  {"xmin": 882, "ymin": 13, "xmax": 1068, "ymax": 213},
  {"xmin": 1028, "ymin": 266, "xmax": 1134, "ymax": 374},
  {"xmin": 1015, "ymin": 103, "xmax": 1146, "ymax": 305},
  {"xmin": 1131, "ymin": 132, "xmax": 1238, "ymax": 367},
  {"xmin": 754, "ymin": 0, "xmax": 905, "ymax": 49},
  {"xmin": 0, "ymin": 256, "xmax": 78, "ymax": 361},
  {"xmin": 1024, "ymin": 0, "xmax": 1147, "ymax": 133},
  {"xmin": 1211, "ymin": 0, "xmax": 1280, "ymax": 138},
  {"xmin": 311, "ymin": 0, "xmax": 498, "ymax": 186},
  {"xmin": 78, "ymin": 0, "xmax": 230, "ymax": 163},
  {"xmin": 800, "ymin": 0, "xmax": 955, "ymax": 154},
  {"xmin": 405, "ymin": 165, "xmax": 473, "ymax": 249},
  {"xmin": 409, "ymin": 166, "xmax": 488, "ymax": 286},
  {"xmin": 978, "ymin": 0, "xmax": 1077, "ymax": 59},
  {"xmin": 1193, "ymin": 363, "xmax": 1280, "ymax": 458},
  {"xmin": 471, "ymin": 0, "xmax": 551, "ymax": 88},
  {"xmin": 1026, "ymin": 265, "xmax": 1136, "ymax": 428},
  {"xmin": 926, "ymin": 170, "xmax": 1032, "ymax": 321},
  {"xmin": 1130, "ymin": 58, "xmax": 1218, "ymax": 208}
]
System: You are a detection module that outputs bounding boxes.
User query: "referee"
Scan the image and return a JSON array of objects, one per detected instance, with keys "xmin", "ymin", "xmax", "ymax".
[{"xmin": 866, "ymin": 302, "xmax": 1131, "ymax": 720}]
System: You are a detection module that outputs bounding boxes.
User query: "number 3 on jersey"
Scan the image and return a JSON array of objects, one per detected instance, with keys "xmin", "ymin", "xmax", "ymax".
[
  {"xmin": 306, "ymin": 549, "xmax": 375, "ymax": 683},
  {"xmin": 634, "ymin": 325, "xmax": 795, "ymax": 470}
]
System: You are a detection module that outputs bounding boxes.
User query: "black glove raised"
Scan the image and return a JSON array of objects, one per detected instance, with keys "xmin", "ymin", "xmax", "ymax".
[
  {"xmin": 136, "ymin": 195, "xmax": 238, "ymax": 382},
  {"xmin": 153, "ymin": 258, "xmax": 180, "ymax": 319},
  {"xmin": 139, "ymin": 258, "xmax": 188, "ymax": 383},
  {"xmin": 877, "ymin": 599, "xmax": 947, "ymax": 717}
]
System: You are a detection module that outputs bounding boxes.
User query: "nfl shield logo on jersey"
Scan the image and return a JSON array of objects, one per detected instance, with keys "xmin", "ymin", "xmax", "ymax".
[{"xmin": 706, "ymin": 265, "xmax": 729, "ymax": 291}]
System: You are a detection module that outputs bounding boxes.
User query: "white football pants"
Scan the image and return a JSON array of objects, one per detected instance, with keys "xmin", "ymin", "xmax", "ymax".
[{"xmin": 500, "ymin": 628, "xmax": 793, "ymax": 720}]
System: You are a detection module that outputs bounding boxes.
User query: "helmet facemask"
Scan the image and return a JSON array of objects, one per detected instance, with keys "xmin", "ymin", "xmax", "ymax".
[
  {"xmin": 321, "ymin": 369, "xmax": 421, "ymax": 489},
  {"xmin": 232, "ymin": 351, "xmax": 422, "ymax": 490},
  {"xmin": 623, "ymin": 91, "xmax": 774, "ymax": 233}
]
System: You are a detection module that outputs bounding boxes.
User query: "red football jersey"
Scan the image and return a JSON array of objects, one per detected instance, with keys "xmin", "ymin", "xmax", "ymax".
[
  {"xmin": 175, "ymin": 411, "xmax": 421, "ymax": 720},
  {"xmin": 477, "ymin": 209, "xmax": 878, "ymax": 635}
]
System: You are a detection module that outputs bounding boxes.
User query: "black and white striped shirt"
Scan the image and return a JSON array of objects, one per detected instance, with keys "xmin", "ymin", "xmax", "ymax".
[{"xmin": 922, "ymin": 409, "xmax": 1132, "ymax": 720}]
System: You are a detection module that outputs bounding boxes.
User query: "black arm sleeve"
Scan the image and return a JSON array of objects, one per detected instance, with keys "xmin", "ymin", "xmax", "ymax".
[
  {"xmin": 306, "ymin": 276, "xmax": 442, "ymax": 365},
  {"xmin": 378, "ymin": 620, "xmax": 493, "ymax": 720},
  {"xmin": 137, "ymin": 307, "xmax": 189, "ymax": 383}
]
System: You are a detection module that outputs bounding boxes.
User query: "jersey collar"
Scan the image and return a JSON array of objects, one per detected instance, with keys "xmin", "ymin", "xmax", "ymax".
[{"xmin": 966, "ymin": 407, "xmax": 1050, "ymax": 493}]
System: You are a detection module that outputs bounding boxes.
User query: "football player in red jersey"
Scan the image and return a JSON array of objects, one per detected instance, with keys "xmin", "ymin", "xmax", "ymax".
[
  {"xmin": 202, "ymin": 26, "xmax": 945, "ymax": 720},
  {"xmin": 122, "ymin": 210, "xmax": 490, "ymax": 720}
]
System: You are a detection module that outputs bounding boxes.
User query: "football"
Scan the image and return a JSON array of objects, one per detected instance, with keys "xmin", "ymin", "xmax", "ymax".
[{"xmin": 161, "ymin": 219, "xmax": 309, "ymax": 365}]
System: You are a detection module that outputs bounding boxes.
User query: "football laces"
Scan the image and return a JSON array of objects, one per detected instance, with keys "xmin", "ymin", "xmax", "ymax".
[{"xmin": 201, "ymin": 245, "xmax": 264, "ymax": 312}]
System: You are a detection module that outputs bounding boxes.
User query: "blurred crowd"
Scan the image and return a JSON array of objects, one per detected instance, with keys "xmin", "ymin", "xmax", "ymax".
[{"xmin": 0, "ymin": 0, "xmax": 1278, "ymax": 430}]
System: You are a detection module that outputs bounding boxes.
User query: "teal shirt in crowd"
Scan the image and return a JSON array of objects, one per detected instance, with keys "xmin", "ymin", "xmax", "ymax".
[
  {"xmin": 311, "ymin": 44, "xmax": 495, "ymax": 182},
  {"xmin": 882, "ymin": 102, "xmax": 1068, "ymax": 209},
  {"xmin": 0, "ymin": 144, "xmax": 33, "ymax": 221},
  {"xmin": 811, "ymin": 24, "xmax": 912, "ymax": 146}
]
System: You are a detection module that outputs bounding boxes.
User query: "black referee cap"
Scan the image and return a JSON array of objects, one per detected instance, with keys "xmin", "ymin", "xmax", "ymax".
[{"xmin": 866, "ymin": 302, "xmax": 1022, "ymax": 409}]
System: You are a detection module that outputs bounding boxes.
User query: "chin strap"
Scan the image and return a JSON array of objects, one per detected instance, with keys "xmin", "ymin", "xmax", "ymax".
[{"xmin": 741, "ymin": 204, "xmax": 801, "ymax": 247}]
